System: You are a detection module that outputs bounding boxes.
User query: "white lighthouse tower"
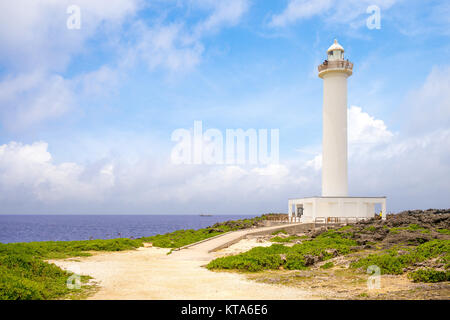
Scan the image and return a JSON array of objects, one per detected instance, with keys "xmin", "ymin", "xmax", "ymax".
[
  {"xmin": 288, "ymin": 39, "xmax": 386, "ymax": 224},
  {"xmin": 320, "ymin": 39, "xmax": 350, "ymax": 197}
]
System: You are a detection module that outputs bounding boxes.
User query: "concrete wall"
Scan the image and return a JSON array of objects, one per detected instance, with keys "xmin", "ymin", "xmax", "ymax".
[{"xmin": 289, "ymin": 197, "xmax": 386, "ymax": 222}]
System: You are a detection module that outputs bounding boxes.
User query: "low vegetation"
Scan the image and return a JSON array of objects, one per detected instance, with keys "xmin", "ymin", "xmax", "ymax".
[
  {"xmin": 140, "ymin": 216, "xmax": 267, "ymax": 248},
  {"xmin": 271, "ymin": 230, "xmax": 288, "ymax": 235},
  {"xmin": 408, "ymin": 269, "xmax": 450, "ymax": 283},
  {"xmin": 207, "ymin": 230, "xmax": 357, "ymax": 272},
  {"xmin": 270, "ymin": 235, "xmax": 300, "ymax": 243},
  {"xmin": 321, "ymin": 261, "xmax": 334, "ymax": 269},
  {"xmin": 351, "ymin": 239, "xmax": 450, "ymax": 275},
  {"xmin": 437, "ymin": 229, "xmax": 450, "ymax": 235}
]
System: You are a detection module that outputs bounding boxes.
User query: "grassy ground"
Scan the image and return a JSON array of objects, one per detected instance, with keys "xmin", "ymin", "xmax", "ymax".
[{"xmin": 0, "ymin": 215, "xmax": 267, "ymax": 300}]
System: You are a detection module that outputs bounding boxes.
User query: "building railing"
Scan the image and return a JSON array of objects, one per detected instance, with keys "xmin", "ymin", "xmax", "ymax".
[
  {"xmin": 318, "ymin": 60, "xmax": 353, "ymax": 73},
  {"xmin": 314, "ymin": 217, "xmax": 368, "ymax": 224},
  {"xmin": 265, "ymin": 214, "xmax": 289, "ymax": 222}
]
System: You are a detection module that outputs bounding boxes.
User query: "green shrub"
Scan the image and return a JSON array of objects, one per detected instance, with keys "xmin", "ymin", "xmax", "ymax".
[
  {"xmin": 0, "ymin": 238, "xmax": 142, "ymax": 259},
  {"xmin": 389, "ymin": 224, "xmax": 430, "ymax": 234},
  {"xmin": 207, "ymin": 230, "xmax": 357, "ymax": 272},
  {"xmin": 270, "ymin": 235, "xmax": 300, "ymax": 243},
  {"xmin": 0, "ymin": 250, "xmax": 72, "ymax": 300},
  {"xmin": 272, "ymin": 230, "xmax": 288, "ymax": 235},
  {"xmin": 408, "ymin": 269, "xmax": 450, "ymax": 283},
  {"xmin": 338, "ymin": 225, "xmax": 353, "ymax": 232},
  {"xmin": 284, "ymin": 253, "xmax": 307, "ymax": 270},
  {"xmin": 351, "ymin": 239, "xmax": 450, "ymax": 275},
  {"xmin": 364, "ymin": 226, "xmax": 376, "ymax": 232},
  {"xmin": 207, "ymin": 245, "xmax": 286, "ymax": 272},
  {"xmin": 321, "ymin": 262, "xmax": 334, "ymax": 269}
]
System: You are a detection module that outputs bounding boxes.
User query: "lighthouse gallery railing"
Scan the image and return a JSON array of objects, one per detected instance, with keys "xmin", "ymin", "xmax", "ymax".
[{"xmin": 318, "ymin": 60, "xmax": 353, "ymax": 73}]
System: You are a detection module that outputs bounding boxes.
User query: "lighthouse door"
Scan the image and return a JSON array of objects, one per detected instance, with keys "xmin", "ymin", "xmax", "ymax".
[{"xmin": 296, "ymin": 205, "xmax": 304, "ymax": 217}]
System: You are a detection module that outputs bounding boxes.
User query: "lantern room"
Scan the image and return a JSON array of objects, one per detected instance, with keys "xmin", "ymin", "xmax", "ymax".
[{"xmin": 327, "ymin": 39, "xmax": 344, "ymax": 61}]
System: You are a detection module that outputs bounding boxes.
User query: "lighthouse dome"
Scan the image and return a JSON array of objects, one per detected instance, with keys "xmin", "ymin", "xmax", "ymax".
[
  {"xmin": 327, "ymin": 39, "xmax": 344, "ymax": 52},
  {"xmin": 327, "ymin": 39, "xmax": 344, "ymax": 61}
]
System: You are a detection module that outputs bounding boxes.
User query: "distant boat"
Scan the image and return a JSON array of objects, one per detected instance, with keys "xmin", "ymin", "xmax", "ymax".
[{"xmin": 199, "ymin": 214, "xmax": 213, "ymax": 217}]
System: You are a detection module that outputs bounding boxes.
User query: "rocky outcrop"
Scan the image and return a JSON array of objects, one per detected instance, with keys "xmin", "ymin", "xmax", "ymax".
[{"xmin": 308, "ymin": 209, "xmax": 450, "ymax": 247}]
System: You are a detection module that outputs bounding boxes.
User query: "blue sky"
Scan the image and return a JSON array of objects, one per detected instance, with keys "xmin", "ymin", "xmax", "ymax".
[{"xmin": 0, "ymin": 0, "xmax": 449, "ymax": 214}]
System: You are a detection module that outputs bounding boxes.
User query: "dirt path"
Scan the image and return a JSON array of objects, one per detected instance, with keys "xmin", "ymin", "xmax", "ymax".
[{"xmin": 50, "ymin": 241, "xmax": 318, "ymax": 300}]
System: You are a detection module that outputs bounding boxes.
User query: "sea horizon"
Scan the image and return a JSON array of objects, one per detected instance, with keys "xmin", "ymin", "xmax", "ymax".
[{"xmin": 0, "ymin": 214, "xmax": 256, "ymax": 244}]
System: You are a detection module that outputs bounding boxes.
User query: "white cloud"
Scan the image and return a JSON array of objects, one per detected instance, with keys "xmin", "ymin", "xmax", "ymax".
[
  {"xmin": 0, "ymin": 139, "xmax": 308, "ymax": 214},
  {"xmin": 0, "ymin": 115, "xmax": 447, "ymax": 214},
  {"xmin": 128, "ymin": 0, "xmax": 250, "ymax": 72},
  {"xmin": 0, "ymin": 65, "xmax": 120, "ymax": 130},
  {"xmin": 74, "ymin": 65, "xmax": 120, "ymax": 98},
  {"xmin": 0, "ymin": 1, "xmax": 138, "ymax": 129},
  {"xmin": 405, "ymin": 66, "xmax": 450, "ymax": 134},
  {"xmin": 194, "ymin": 0, "xmax": 250, "ymax": 35},
  {"xmin": 305, "ymin": 105, "xmax": 394, "ymax": 171},
  {"xmin": 0, "ymin": 72, "xmax": 74, "ymax": 130},
  {"xmin": 0, "ymin": 103, "xmax": 396, "ymax": 213},
  {"xmin": 132, "ymin": 22, "xmax": 204, "ymax": 72},
  {"xmin": 348, "ymin": 105, "xmax": 393, "ymax": 145},
  {"xmin": 0, "ymin": 141, "xmax": 115, "ymax": 205},
  {"xmin": 0, "ymin": 0, "xmax": 141, "ymax": 72},
  {"xmin": 269, "ymin": 0, "xmax": 398, "ymax": 28},
  {"xmin": 0, "ymin": 1, "xmax": 250, "ymax": 130},
  {"xmin": 305, "ymin": 154, "xmax": 322, "ymax": 171},
  {"xmin": 270, "ymin": 0, "xmax": 333, "ymax": 27},
  {"xmin": 0, "ymin": 66, "xmax": 448, "ymax": 214}
]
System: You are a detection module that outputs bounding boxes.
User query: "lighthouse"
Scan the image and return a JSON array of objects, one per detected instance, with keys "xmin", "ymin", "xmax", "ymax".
[
  {"xmin": 319, "ymin": 39, "xmax": 352, "ymax": 197},
  {"xmin": 288, "ymin": 39, "xmax": 386, "ymax": 224}
]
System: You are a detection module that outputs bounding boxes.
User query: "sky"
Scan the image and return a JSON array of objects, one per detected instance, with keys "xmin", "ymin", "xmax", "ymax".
[{"xmin": 0, "ymin": 0, "xmax": 449, "ymax": 215}]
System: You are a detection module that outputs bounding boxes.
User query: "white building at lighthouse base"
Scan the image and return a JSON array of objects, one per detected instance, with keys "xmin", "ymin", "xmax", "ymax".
[{"xmin": 288, "ymin": 196, "xmax": 386, "ymax": 223}]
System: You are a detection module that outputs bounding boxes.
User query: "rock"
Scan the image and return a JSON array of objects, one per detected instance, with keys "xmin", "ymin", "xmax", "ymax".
[
  {"xmin": 304, "ymin": 254, "xmax": 320, "ymax": 266},
  {"xmin": 311, "ymin": 227, "xmax": 328, "ymax": 238},
  {"xmin": 325, "ymin": 249, "xmax": 339, "ymax": 257},
  {"xmin": 208, "ymin": 228, "xmax": 224, "ymax": 233}
]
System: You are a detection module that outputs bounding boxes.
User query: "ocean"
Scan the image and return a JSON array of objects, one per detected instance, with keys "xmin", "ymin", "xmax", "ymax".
[{"xmin": 0, "ymin": 214, "xmax": 255, "ymax": 244}]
